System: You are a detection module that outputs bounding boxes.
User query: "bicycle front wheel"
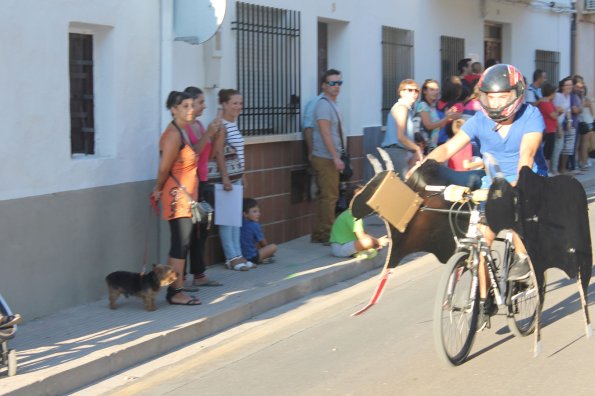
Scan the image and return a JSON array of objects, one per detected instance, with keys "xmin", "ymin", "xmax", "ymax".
[
  {"xmin": 433, "ymin": 250, "xmax": 479, "ymax": 366},
  {"xmin": 507, "ymin": 259, "xmax": 542, "ymax": 337}
]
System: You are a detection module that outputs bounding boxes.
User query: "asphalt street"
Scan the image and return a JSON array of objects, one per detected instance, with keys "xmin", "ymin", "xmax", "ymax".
[{"xmin": 75, "ymin": 184, "xmax": 595, "ymax": 396}]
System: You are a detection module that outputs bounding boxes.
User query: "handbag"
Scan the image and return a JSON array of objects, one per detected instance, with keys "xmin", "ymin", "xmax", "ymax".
[
  {"xmin": 169, "ymin": 173, "xmax": 214, "ymax": 227},
  {"xmin": 207, "ymin": 139, "xmax": 244, "ymax": 183},
  {"xmin": 340, "ymin": 151, "xmax": 353, "ymax": 181},
  {"xmin": 320, "ymin": 97, "xmax": 353, "ymax": 182}
]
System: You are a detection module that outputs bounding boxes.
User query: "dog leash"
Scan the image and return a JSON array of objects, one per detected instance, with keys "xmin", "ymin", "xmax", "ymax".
[{"xmin": 142, "ymin": 195, "xmax": 161, "ymax": 274}]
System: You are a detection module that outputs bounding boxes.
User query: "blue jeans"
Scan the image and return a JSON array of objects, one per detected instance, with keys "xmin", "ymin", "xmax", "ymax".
[
  {"xmin": 218, "ymin": 179, "xmax": 243, "ymax": 262},
  {"xmin": 219, "ymin": 224, "xmax": 242, "ymax": 261}
]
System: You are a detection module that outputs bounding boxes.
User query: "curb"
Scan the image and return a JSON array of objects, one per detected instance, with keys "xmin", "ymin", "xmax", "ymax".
[{"xmin": 4, "ymin": 254, "xmax": 384, "ymax": 396}]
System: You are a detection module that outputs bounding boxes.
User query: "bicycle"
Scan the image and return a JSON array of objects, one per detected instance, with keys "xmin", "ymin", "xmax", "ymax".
[{"xmin": 426, "ymin": 183, "xmax": 543, "ymax": 366}]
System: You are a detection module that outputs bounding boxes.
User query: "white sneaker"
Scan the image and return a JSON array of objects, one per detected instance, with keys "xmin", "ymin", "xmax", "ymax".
[{"xmin": 507, "ymin": 253, "xmax": 531, "ymax": 281}]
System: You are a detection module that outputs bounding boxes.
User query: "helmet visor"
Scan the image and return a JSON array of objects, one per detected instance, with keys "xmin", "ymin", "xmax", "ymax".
[{"xmin": 479, "ymin": 90, "xmax": 522, "ymax": 122}]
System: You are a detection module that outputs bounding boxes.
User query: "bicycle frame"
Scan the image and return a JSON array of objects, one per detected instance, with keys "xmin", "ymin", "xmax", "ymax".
[{"xmin": 452, "ymin": 201, "xmax": 515, "ymax": 309}]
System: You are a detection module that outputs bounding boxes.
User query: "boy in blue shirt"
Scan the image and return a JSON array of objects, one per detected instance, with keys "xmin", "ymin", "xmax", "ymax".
[{"xmin": 241, "ymin": 198, "xmax": 278, "ymax": 264}]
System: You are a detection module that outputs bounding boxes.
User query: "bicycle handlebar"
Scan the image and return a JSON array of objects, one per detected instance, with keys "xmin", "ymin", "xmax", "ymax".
[{"xmin": 425, "ymin": 185, "xmax": 488, "ymax": 203}]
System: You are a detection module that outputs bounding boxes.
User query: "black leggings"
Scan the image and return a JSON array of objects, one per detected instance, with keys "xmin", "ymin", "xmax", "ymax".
[
  {"xmin": 168, "ymin": 217, "xmax": 199, "ymax": 263},
  {"xmin": 184, "ymin": 183, "xmax": 216, "ymax": 276},
  {"xmin": 543, "ymin": 132, "xmax": 556, "ymax": 160}
]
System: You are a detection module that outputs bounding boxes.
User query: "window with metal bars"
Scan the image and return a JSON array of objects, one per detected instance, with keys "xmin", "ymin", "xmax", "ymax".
[
  {"xmin": 69, "ymin": 33, "xmax": 95, "ymax": 155},
  {"xmin": 440, "ymin": 35, "xmax": 464, "ymax": 86},
  {"xmin": 381, "ymin": 26, "xmax": 414, "ymax": 124},
  {"xmin": 232, "ymin": 2, "xmax": 301, "ymax": 136},
  {"xmin": 535, "ymin": 50, "xmax": 560, "ymax": 86}
]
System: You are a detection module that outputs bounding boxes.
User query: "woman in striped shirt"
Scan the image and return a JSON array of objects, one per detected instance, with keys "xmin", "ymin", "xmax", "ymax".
[{"xmin": 214, "ymin": 89, "xmax": 254, "ymax": 271}]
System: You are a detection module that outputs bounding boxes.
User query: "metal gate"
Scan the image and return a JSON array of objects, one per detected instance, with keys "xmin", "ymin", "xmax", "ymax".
[{"xmin": 233, "ymin": 2, "xmax": 301, "ymax": 136}]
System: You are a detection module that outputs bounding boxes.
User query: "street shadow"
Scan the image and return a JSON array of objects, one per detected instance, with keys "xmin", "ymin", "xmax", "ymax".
[
  {"xmin": 466, "ymin": 334, "xmax": 516, "ymax": 362},
  {"xmin": 548, "ymin": 334, "xmax": 585, "ymax": 357},
  {"xmin": 484, "ymin": 270, "xmax": 595, "ymax": 356},
  {"xmin": 8, "ymin": 242, "xmax": 385, "ymax": 376}
]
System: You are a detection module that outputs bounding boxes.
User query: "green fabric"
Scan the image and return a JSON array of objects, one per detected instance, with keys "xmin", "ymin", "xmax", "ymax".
[{"xmin": 330, "ymin": 209, "xmax": 364, "ymax": 244}]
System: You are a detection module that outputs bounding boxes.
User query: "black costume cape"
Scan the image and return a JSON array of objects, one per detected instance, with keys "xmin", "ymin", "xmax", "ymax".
[{"xmin": 492, "ymin": 167, "xmax": 593, "ymax": 294}]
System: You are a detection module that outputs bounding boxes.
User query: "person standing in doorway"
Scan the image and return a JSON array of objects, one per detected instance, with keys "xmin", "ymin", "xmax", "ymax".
[{"xmin": 310, "ymin": 69, "xmax": 345, "ymax": 245}]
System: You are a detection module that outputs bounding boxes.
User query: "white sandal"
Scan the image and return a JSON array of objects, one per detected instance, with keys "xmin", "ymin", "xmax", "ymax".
[{"xmin": 225, "ymin": 257, "xmax": 249, "ymax": 271}]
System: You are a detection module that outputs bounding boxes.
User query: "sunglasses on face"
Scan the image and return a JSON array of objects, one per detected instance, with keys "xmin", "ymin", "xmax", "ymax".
[{"xmin": 326, "ymin": 80, "xmax": 343, "ymax": 86}]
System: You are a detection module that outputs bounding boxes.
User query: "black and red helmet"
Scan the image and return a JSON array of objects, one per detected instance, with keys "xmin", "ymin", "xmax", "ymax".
[{"xmin": 477, "ymin": 64, "xmax": 525, "ymax": 123}]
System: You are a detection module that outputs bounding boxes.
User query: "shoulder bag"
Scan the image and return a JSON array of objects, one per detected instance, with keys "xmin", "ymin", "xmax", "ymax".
[
  {"xmin": 169, "ymin": 173, "xmax": 214, "ymax": 226},
  {"xmin": 207, "ymin": 138, "xmax": 244, "ymax": 183},
  {"xmin": 320, "ymin": 97, "xmax": 353, "ymax": 181}
]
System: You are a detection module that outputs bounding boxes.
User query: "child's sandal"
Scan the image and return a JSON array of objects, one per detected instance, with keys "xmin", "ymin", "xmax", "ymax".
[
  {"xmin": 244, "ymin": 261, "xmax": 256, "ymax": 269},
  {"xmin": 225, "ymin": 257, "xmax": 249, "ymax": 271}
]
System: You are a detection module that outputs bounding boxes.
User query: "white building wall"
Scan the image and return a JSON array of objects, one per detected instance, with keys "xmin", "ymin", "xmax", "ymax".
[
  {"xmin": 0, "ymin": 0, "xmax": 161, "ymax": 201},
  {"xmin": 484, "ymin": 1, "xmax": 572, "ymax": 78},
  {"xmin": 1, "ymin": 0, "xmax": 575, "ymax": 203},
  {"xmin": 170, "ymin": 0, "xmax": 572, "ymax": 138}
]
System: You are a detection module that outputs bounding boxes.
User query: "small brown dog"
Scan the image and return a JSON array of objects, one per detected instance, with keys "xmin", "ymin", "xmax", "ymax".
[{"xmin": 106, "ymin": 264, "xmax": 177, "ymax": 311}]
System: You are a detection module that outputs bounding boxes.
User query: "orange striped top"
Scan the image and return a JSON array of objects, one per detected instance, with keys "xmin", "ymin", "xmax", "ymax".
[{"xmin": 159, "ymin": 129, "xmax": 198, "ymax": 221}]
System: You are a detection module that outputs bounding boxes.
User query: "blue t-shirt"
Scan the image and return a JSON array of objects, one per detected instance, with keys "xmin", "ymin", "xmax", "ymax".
[
  {"xmin": 241, "ymin": 218, "xmax": 264, "ymax": 259},
  {"xmin": 462, "ymin": 104, "xmax": 545, "ymax": 186},
  {"xmin": 302, "ymin": 93, "xmax": 324, "ymax": 130}
]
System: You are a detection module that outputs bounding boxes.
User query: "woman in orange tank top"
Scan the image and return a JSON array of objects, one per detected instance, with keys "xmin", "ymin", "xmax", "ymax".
[{"xmin": 152, "ymin": 91, "xmax": 201, "ymax": 306}]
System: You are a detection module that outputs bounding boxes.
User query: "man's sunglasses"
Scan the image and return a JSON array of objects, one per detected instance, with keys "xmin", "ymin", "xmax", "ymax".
[{"xmin": 326, "ymin": 80, "xmax": 343, "ymax": 86}]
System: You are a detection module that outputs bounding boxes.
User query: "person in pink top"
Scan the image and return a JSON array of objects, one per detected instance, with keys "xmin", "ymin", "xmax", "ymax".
[
  {"xmin": 182, "ymin": 86, "xmax": 224, "ymax": 290},
  {"xmin": 447, "ymin": 119, "xmax": 483, "ymax": 171}
]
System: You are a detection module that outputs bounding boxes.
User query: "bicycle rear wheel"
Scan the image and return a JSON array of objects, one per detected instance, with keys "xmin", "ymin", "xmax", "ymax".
[
  {"xmin": 433, "ymin": 251, "xmax": 479, "ymax": 366},
  {"xmin": 507, "ymin": 260, "xmax": 542, "ymax": 337}
]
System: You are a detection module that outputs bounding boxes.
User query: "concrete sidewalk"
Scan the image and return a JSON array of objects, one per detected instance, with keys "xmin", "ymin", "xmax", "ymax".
[
  {"xmin": 1, "ymin": 218, "xmax": 390, "ymax": 396},
  {"xmin": 2, "ymin": 166, "xmax": 595, "ymax": 395}
]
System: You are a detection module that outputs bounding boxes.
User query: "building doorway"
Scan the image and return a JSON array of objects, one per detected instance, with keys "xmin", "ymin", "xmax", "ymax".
[
  {"xmin": 484, "ymin": 22, "xmax": 502, "ymax": 66},
  {"xmin": 317, "ymin": 22, "xmax": 328, "ymax": 93}
]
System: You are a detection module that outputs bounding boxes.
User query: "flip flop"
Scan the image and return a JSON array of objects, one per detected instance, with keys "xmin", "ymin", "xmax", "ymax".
[
  {"xmin": 193, "ymin": 279, "xmax": 223, "ymax": 287},
  {"xmin": 168, "ymin": 296, "xmax": 201, "ymax": 306},
  {"xmin": 182, "ymin": 285, "xmax": 200, "ymax": 292}
]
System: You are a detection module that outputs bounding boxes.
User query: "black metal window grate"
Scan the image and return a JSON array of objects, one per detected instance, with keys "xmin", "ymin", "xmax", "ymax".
[
  {"xmin": 232, "ymin": 2, "xmax": 301, "ymax": 136},
  {"xmin": 440, "ymin": 35, "xmax": 464, "ymax": 86},
  {"xmin": 535, "ymin": 50, "xmax": 560, "ymax": 86},
  {"xmin": 69, "ymin": 33, "xmax": 95, "ymax": 155},
  {"xmin": 381, "ymin": 26, "xmax": 414, "ymax": 124}
]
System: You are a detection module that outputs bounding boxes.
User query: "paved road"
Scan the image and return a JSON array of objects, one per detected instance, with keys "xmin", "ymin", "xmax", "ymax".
[{"xmin": 76, "ymin": 186, "xmax": 595, "ymax": 396}]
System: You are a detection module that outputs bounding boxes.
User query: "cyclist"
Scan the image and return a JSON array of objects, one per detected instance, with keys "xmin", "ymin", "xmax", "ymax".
[{"xmin": 422, "ymin": 64, "xmax": 545, "ymax": 330}]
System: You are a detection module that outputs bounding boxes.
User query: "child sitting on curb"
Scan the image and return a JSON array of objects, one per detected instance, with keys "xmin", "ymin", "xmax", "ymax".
[
  {"xmin": 240, "ymin": 198, "xmax": 278, "ymax": 265},
  {"xmin": 329, "ymin": 185, "xmax": 386, "ymax": 259}
]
